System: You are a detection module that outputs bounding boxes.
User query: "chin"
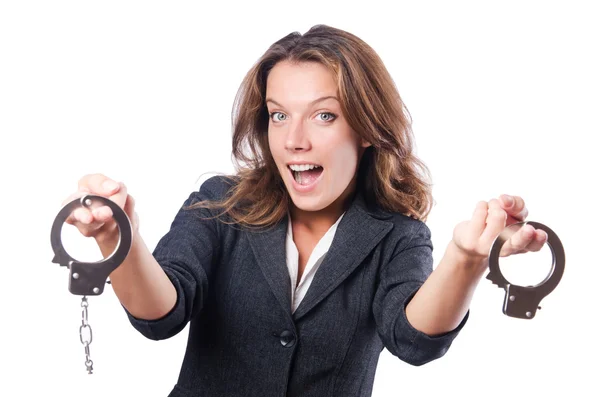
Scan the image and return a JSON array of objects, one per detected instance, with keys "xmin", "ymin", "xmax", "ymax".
[{"xmin": 288, "ymin": 193, "xmax": 330, "ymax": 212}]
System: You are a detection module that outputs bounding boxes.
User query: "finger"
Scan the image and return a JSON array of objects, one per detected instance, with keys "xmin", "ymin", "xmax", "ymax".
[
  {"xmin": 63, "ymin": 188, "xmax": 110, "ymax": 224},
  {"xmin": 64, "ymin": 206, "xmax": 103, "ymax": 238},
  {"xmin": 486, "ymin": 198, "xmax": 504, "ymax": 222},
  {"xmin": 523, "ymin": 229, "xmax": 548, "ymax": 253},
  {"xmin": 87, "ymin": 183, "xmax": 129, "ymax": 233},
  {"xmin": 85, "ymin": 185, "xmax": 125, "ymax": 225},
  {"xmin": 72, "ymin": 207, "xmax": 93, "ymax": 225},
  {"xmin": 500, "ymin": 194, "xmax": 514, "ymax": 208},
  {"xmin": 79, "ymin": 217, "xmax": 109, "ymax": 237},
  {"xmin": 499, "ymin": 224, "xmax": 536, "ymax": 256},
  {"xmin": 90, "ymin": 205, "xmax": 114, "ymax": 222},
  {"xmin": 500, "ymin": 194, "xmax": 528, "ymax": 221},
  {"xmin": 63, "ymin": 190, "xmax": 93, "ymax": 224},
  {"xmin": 108, "ymin": 181, "xmax": 129, "ymax": 209},
  {"xmin": 81, "ymin": 178, "xmax": 128, "ymax": 215},
  {"xmin": 467, "ymin": 201, "xmax": 488, "ymax": 240},
  {"xmin": 72, "ymin": 205, "xmax": 109, "ymax": 227},
  {"xmin": 480, "ymin": 201, "xmax": 507, "ymax": 249},
  {"xmin": 78, "ymin": 173, "xmax": 121, "ymax": 196}
]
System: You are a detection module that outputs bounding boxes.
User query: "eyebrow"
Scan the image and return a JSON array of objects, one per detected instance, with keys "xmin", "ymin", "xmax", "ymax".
[{"xmin": 265, "ymin": 95, "xmax": 339, "ymax": 108}]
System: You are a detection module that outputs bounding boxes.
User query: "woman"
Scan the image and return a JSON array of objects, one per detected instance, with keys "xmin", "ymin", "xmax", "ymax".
[{"xmin": 65, "ymin": 24, "xmax": 547, "ymax": 397}]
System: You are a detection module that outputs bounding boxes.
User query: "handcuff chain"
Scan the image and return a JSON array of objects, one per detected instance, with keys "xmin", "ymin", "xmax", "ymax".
[{"xmin": 79, "ymin": 296, "xmax": 94, "ymax": 374}]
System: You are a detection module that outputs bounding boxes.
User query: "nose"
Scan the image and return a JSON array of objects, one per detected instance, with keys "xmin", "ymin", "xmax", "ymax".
[{"xmin": 284, "ymin": 119, "xmax": 311, "ymax": 152}]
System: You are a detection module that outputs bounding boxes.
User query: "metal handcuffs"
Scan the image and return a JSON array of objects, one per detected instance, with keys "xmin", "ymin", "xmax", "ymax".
[
  {"xmin": 50, "ymin": 194, "xmax": 132, "ymax": 373},
  {"xmin": 51, "ymin": 194, "xmax": 132, "ymax": 295},
  {"xmin": 486, "ymin": 221, "xmax": 566, "ymax": 319},
  {"xmin": 51, "ymin": 195, "xmax": 564, "ymax": 323}
]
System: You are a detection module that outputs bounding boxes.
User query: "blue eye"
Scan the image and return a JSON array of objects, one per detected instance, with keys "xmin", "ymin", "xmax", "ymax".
[
  {"xmin": 268, "ymin": 111, "xmax": 337, "ymax": 123},
  {"xmin": 318, "ymin": 112, "xmax": 336, "ymax": 122},
  {"xmin": 269, "ymin": 112, "xmax": 286, "ymax": 122}
]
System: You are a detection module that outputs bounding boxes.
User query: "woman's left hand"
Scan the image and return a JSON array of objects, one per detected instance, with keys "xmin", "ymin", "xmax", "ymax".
[{"xmin": 451, "ymin": 195, "xmax": 548, "ymax": 264}]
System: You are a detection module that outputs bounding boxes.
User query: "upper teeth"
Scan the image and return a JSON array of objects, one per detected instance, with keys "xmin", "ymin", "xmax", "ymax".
[{"xmin": 289, "ymin": 164, "xmax": 321, "ymax": 172}]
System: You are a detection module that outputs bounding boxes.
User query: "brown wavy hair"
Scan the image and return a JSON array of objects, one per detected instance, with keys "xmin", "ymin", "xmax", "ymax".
[{"xmin": 186, "ymin": 24, "xmax": 433, "ymax": 229}]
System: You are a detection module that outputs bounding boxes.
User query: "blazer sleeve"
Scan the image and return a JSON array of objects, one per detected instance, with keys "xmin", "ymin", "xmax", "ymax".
[
  {"xmin": 372, "ymin": 221, "xmax": 468, "ymax": 366},
  {"xmin": 123, "ymin": 177, "xmax": 223, "ymax": 341}
]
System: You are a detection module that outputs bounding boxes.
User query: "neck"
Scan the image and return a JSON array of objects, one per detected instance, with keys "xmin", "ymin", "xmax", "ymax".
[{"xmin": 289, "ymin": 180, "xmax": 357, "ymax": 235}]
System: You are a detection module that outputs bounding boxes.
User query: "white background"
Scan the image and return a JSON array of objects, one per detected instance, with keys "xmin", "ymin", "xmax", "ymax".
[{"xmin": 1, "ymin": 1, "xmax": 598, "ymax": 396}]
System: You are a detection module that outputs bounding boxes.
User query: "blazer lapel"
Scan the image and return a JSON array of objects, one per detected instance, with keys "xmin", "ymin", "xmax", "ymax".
[
  {"xmin": 292, "ymin": 192, "xmax": 393, "ymax": 321},
  {"xmin": 245, "ymin": 214, "xmax": 293, "ymax": 316},
  {"xmin": 245, "ymin": 191, "xmax": 394, "ymax": 321}
]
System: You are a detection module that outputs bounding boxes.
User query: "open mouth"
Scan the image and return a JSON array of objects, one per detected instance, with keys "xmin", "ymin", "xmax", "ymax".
[{"xmin": 287, "ymin": 165, "xmax": 324, "ymax": 187}]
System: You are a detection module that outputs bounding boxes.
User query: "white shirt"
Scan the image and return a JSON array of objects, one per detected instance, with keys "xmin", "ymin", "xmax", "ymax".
[{"xmin": 285, "ymin": 211, "xmax": 346, "ymax": 313}]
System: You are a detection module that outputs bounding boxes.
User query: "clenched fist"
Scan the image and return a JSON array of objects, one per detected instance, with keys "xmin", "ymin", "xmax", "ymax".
[{"xmin": 62, "ymin": 173, "xmax": 139, "ymax": 243}]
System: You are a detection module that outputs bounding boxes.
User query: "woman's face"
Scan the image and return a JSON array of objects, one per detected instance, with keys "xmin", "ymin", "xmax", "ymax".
[{"xmin": 266, "ymin": 60, "xmax": 371, "ymax": 215}]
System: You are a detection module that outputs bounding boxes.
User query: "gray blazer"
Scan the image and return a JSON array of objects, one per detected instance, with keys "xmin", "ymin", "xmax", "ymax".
[{"xmin": 124, "ymin": 175, "xmax": 468, "ymax": 396}]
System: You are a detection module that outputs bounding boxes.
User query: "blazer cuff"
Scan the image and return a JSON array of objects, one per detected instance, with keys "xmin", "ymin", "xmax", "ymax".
[
  {"xmin": 122, "ymin": 266, "xmax": 188, "ymax": 341},
  {"xmin": 396, "ymin": 286, "xmax": 469, "ymax": 366}
]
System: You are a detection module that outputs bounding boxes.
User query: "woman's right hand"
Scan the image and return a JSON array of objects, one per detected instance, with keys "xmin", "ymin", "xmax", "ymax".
[{"xmin": 62, "ymin": 173, "xmax": 139, "ymax": 243}]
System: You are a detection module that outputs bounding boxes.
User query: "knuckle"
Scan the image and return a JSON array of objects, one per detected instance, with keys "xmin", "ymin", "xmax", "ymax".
[
  {"xmin": 79, "ymin": 172, "xmax": 102, "ymax": 184},
  {"xmin": 462, "ymin": 240, "xmax": 477, "ymax": 252},
  {"xmin": 90, "ymin": 174, "xmax": 111, "ymax": 191},
  {"xmin": 75, "ymin": 207, "xmax": 87, "ymax": 217},
  {"xmin": 78, "ymin": 175, "xmax": 94, "ymax": 191},
  {"xmin": 488, "ymin": 198, "xmax": 501, "ymax": 207},
  {"xmin": 490, "ymin": 209, "xmax": 506, "ymax": 217},
  {"xmin": 116, "ymin": 182, "xmax": 127, "ymax": 196},
  {"xmin": 78, "ymin": 174, "xmax": 91, "ymax": 185},
  {"xmin": 514, "ymin": 195, "xmax": 524, "ymax": 205}
]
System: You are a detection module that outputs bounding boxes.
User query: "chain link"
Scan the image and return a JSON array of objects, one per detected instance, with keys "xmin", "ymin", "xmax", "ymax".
[{"xmin": 79, "ymin": 296, "xmax": 94, "ymax": 374}]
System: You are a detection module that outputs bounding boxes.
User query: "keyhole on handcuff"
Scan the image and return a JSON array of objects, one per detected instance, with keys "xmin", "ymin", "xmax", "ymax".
[{"xmin": 497, "ymin": 235, "xmax": 554, "ymax": 287}]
